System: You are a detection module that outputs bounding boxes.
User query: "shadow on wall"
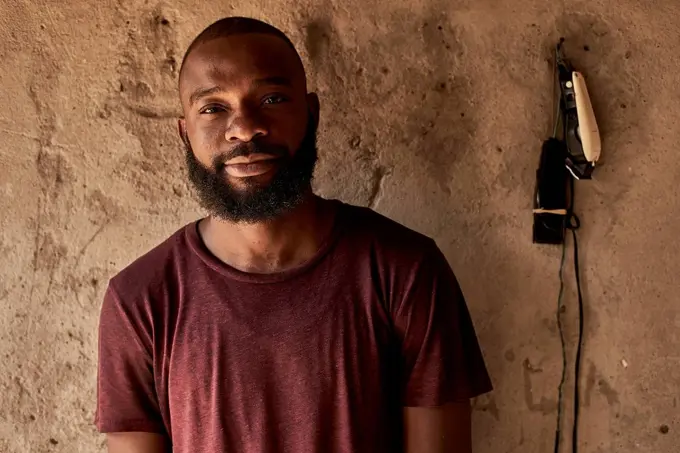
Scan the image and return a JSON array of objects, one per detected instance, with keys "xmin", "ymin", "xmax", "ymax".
[{"xmin": 299, "ymin": 10, "xmax": 477, "ymax": 206}]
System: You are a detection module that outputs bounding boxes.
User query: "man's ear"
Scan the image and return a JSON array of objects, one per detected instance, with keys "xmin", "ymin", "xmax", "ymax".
[
  {"xmin": 306, "ymin": 92, "xmax": 320, "ymax": 126},
  {"xmin": 178, "ymin": 118, "xmax": 189, "ymax": 146}
]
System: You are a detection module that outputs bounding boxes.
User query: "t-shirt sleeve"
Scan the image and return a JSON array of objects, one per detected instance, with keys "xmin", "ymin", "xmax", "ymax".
[
  {"xmin": 392, "ymin": 239, "xmax": 493, "ymax": 407},
  {"xmin": 94, "ymin": 281, "xmax": 166, "ymax": 434}
]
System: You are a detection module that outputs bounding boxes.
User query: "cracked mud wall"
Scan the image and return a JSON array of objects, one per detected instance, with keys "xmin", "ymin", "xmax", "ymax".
[{"xmin": 1, "ymin": 1, "xmax": 678, "ymax": 452}]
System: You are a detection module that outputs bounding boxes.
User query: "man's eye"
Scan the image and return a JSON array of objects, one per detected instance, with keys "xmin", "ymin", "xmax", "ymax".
[
  {"xmin": 200, "ymin": 105, "xmax": 224, "ymax": 114},
  {"xmin": 262, "ymin": 95, "xmax": 287, "ymax": 105}
]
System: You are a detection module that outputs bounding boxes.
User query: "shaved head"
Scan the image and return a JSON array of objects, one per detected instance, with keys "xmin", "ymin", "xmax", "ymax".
[{"xmin": 178, "ymin": 17, "xmax": 304, "ymax": 89}]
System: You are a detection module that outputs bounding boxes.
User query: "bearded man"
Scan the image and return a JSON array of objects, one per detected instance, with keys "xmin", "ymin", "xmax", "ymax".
[{"xmin": 94, "ymin": 16, "xmax": 492, "ymax": 453}]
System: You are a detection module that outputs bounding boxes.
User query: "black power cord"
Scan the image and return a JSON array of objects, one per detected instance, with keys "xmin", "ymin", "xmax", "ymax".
[{"xmin": 554, "ymin": 177, "xmax": 584, "ymax": 453}]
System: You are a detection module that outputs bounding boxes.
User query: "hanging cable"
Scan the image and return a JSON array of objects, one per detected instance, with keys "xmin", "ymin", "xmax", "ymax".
[
  {"xmin": 567, "ymin": 178, "xmax": 584, "ymax": 453},
  {"xmin": 553, "ymin": 222, "xmax": 568, "ymax": 453},
  {"xmin": 553, "ymin": 176, "xmax": 584, "ymax": 453}
]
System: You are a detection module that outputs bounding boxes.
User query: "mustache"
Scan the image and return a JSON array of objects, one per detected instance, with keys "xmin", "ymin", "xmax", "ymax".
[{"xmin": 212, "ymin": 141, "xmax": 289, "ymax": 170}]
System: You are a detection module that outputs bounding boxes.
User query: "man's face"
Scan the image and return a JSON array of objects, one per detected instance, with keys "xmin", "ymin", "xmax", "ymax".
[{"xmin": 178, "ymin": 33, "xmax": 319, "ymax": 223}]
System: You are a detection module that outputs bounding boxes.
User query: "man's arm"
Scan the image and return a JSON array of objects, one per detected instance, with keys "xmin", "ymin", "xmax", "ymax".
[
  {"xmin": 106, "ymin": 432, "xmax": 171, "ymax": 453},
  {"xmin": 403, "ymin": 401, "xmax": 472, "ymax": 453},
  {"xmin": 391, "ymin": 239, "xmax": 491, "ymax": 452},
  {"xmin": 96, "ymin": 283, "xmax": 169, "ymax": 447}
]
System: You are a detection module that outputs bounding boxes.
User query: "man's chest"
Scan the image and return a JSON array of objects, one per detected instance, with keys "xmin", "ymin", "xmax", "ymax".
[{"xmin": 155, "ymin": 277, "xmax": 398, "ymax": 449}]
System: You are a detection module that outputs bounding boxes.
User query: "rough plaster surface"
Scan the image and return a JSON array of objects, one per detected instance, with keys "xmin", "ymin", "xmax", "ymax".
[{"xmin": 1, "ymin": 0, "xmax": 678, "ymax": 452}]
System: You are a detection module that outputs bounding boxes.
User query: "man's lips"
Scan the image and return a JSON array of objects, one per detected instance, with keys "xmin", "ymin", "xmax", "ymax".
[
  {"xmin": 225, "ymin": 153, "xmax": 280, "ymax": 165},
  {"xmin": 223, "ymin": 155, "xmax": 282, "ymax": 178}
]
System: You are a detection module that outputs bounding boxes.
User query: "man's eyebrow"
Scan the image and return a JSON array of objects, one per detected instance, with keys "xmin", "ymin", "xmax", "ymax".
[
  {"xmin": 189, "ymin": 86, "xmax": 223, "ymax": 106},
  {"xmin": 188, "ymin": 77, "xmax": 292, "ymax": 106},
  {"xmin": 252, "ymin": 76, "xmax": 293, "ymax": 88}
]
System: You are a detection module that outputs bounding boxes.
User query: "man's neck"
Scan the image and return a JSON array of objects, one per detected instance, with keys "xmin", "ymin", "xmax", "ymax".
[{"xmin": 198, "ymin": 193, "xmax": 337, "ymax": 274}]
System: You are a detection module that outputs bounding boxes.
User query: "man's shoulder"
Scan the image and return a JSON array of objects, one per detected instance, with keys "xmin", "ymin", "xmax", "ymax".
[
  {"xmin": 338, "ymin": 201, "xmax": 440, "ymax": 261},
  {"xmin": 107, "ymin": 221, "xmax": 196, "ymax": 298}
]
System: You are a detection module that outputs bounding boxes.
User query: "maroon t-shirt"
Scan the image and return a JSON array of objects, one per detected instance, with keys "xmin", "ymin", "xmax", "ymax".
[{"xmin": 94, "ymin": 200, "xmax": 492, "ymax": 452}]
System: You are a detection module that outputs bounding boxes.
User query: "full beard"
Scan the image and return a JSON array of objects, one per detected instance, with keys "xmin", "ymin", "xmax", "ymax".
[{"xmin": 184, "ymin": 114, "xmax": 319, "ymax": 223}]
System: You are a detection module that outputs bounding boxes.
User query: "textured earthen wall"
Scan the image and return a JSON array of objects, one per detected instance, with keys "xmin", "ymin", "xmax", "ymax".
[{"xmin": 1, "ymin": 0, "xmax": 678, "ymax": 451}]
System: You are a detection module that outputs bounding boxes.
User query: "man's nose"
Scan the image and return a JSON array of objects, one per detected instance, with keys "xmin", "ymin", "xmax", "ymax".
[{"xmin": 225, "ymin": 109, "xmax": 268, "ymax": 143}]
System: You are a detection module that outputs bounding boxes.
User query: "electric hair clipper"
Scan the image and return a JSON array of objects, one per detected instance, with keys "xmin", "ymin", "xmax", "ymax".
[
  {"xmin": 555, "ymin": 41, "xmax": 601, "ymax": 180},
  {"xmin": 533, "ymin": 137, "xmax": 569, "ymax": 244},
  {"xmin": 532, "ymin": 40, "xmax": 601, "ymax": 244}
]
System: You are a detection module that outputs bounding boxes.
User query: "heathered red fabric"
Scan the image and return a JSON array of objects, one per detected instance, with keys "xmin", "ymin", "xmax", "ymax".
[{"xmin": 95, "ymin": 200, "xmax": 492, "ymax": 453}]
